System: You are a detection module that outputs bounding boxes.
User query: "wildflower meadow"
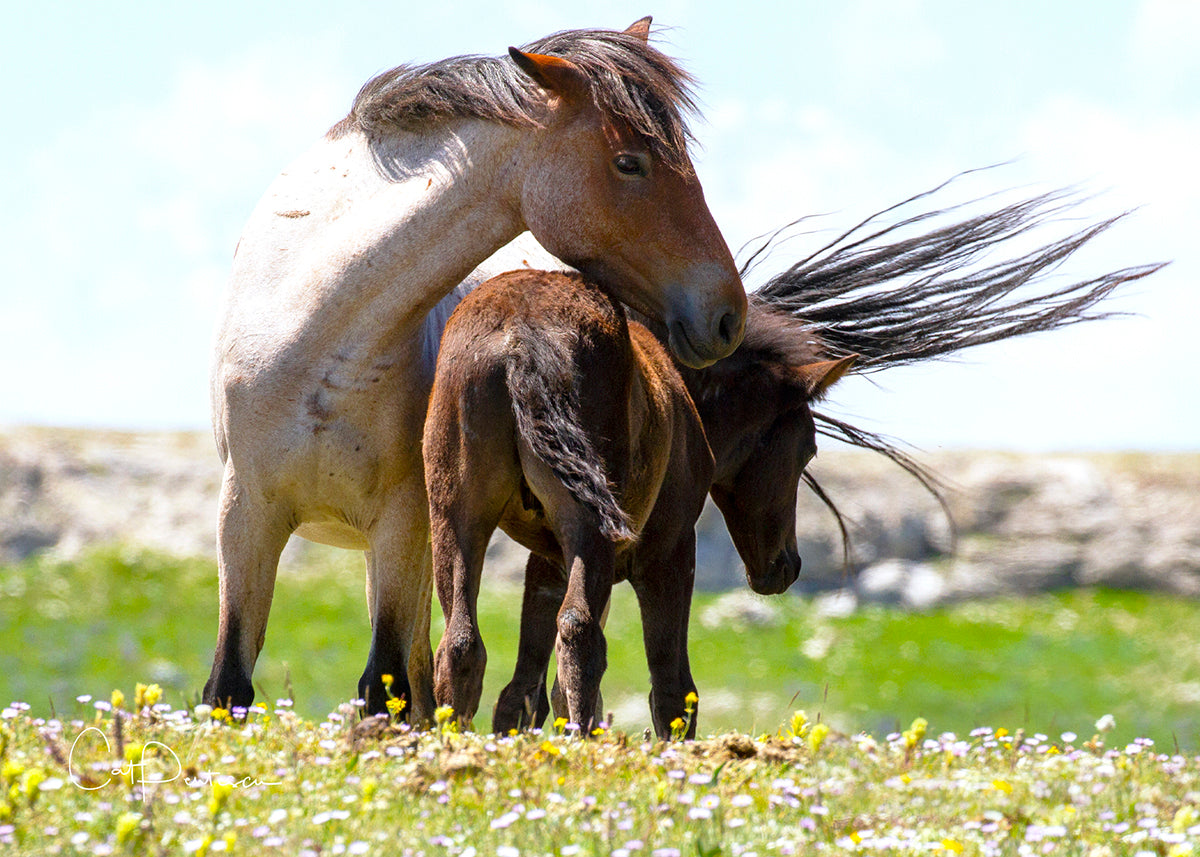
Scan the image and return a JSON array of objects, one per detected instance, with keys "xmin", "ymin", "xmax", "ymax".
[
  {"xmin": 4, "ymin": 547, "xmax": 1200, "ymax": 853},
  {"xmin": 3, "ymin": 692, "xmax": 1200, "ymax": 855}
]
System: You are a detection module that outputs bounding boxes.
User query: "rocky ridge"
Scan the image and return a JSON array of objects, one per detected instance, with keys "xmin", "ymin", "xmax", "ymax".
[{"xmin": 2, "ymin": 428, "xmax": 1197, "ymax": 609}]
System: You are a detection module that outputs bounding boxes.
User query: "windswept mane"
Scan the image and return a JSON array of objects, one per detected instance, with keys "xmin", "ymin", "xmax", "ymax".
[
  {"xmin": 737, "ymin": 173, "xmax": 1167, "ymax": 569},
  {"xmin": 330, "ymin": 26, "xmax": 698, "ymax": 171},
  {"xmin": 747, "ymin": 178, "xmax": 1167, "ymax": 370}
]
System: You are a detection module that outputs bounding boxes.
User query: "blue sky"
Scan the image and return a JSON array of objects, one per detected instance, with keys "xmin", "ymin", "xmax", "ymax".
[{"xmin": 1, "ymin": 0, "xmax": 1196, "ymax": 450}]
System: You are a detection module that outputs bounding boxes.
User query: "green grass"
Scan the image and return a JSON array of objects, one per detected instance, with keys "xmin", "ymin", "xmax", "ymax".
[{"xmin": 3, "ymin": 546, "xmax": 1200, "ymax": 750}]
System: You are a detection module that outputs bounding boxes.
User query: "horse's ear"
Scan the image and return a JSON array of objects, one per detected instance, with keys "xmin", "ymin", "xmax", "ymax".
[
  {"xmin": 624, "ymin": 16, "xmax": 653, "ymax": 41},
  {"xmin": 509, "ymin": 48, "xmax": 590, "ymax": 104},
  {"xmin": 794, "ymin": 354, "xmax": 858, "ymax": 399}
]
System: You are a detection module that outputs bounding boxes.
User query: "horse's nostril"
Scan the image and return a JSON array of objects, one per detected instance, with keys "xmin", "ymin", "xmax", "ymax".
[{"xmin": 717, "ymin": 311, "xmax": 741, "ymax": 347}]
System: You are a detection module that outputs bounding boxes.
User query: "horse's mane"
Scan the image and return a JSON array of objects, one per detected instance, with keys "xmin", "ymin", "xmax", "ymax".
[
  {"xmin": 748, "ymin": 178, "xmax": 1167, "ymax": 370},
  {"xmin": 329, "ymin": 26, "xmax": 698, "ymax": 172},
  {"xmin": 739, "ymin": 174, "xmax": 1168, "ymax": 569}
]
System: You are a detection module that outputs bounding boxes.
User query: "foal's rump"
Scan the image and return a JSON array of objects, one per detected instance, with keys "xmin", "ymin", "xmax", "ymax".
[{"xmin": 428, "ymin": 269, "xmax": 636, "ymax": 543}]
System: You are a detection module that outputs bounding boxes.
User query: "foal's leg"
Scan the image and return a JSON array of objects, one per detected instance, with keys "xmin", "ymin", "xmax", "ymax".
[
  {"xmin": 430, "ymin": 505, "xmax": 504, "ymax": 730},
  {"xmin": 549, "ymin": 596, "xmax": 609, "ymax": 726},
  {"xmin": 632, "ymin": 533, "xmax": 699, "ymax": 739},
  {"xmin": 204, "ymin": 464, "xmax": 293, "ymax": 709},
  {"xmin": 359, "ymin": 483, "xmax": 437, "ymax": 724},
  {"xmin": 494, "ymin": 553, "xmax": 565, "ymax": 733},
  {"xmin": 554, "ymin": 538, "xmax": 615, "ymax": 733}
]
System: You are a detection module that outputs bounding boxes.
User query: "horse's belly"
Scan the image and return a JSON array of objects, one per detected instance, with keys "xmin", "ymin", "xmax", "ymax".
[{"xmin": 294, "ymin": 520, "xmax": 371, "ymax": 551}]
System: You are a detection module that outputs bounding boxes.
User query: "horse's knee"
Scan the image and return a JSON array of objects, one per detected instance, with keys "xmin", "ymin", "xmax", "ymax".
[{"xmin": 556, "ymin": 605, "xmax": 600, "ymax": 649}]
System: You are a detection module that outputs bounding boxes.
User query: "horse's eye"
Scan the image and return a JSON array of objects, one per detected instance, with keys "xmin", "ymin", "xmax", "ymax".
[{"xmin": 613, "ymin": 153, "xmax": 647, "ymax": 177}]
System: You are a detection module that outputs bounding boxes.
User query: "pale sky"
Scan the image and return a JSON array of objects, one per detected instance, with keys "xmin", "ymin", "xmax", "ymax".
[{"xmin": 1, "ymin": 0, "xmax": 1196, "ymax": 450}]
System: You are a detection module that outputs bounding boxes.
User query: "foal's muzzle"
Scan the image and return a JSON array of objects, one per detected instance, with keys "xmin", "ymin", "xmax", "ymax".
[{"xmin": 747, "ymin": 547, "xmax": 802, "ymax": 596}]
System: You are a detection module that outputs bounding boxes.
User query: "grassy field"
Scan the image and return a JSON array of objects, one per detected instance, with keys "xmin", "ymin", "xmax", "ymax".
[
  {"xmin": 5, "ymin": 547, "xmax": 1200, "ymax": 854},
  {"xmin": 3, "ymin": 687, "xmax": 1200, "ymax": 854},
  {"xmin": 3, "ymin": 546, "xmax": 1200, "ymax": 752}
]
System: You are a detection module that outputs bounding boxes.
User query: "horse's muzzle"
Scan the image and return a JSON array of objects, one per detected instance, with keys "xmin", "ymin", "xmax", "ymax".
[{"xmin": 746, "ymin": 548, "xmax": 802, "ymax": 596}]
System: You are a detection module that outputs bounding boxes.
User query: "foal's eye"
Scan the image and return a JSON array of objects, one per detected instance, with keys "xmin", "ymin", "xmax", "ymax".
[{"xmin": 613, "ymin": 153, "xmax": 647, "ymax": 177}]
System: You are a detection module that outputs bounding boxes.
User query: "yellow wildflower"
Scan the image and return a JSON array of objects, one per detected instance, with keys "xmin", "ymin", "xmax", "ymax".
[
  {"xmin": 361, "ymin": 778, "xmax": 378, "ymax": 801},
  {"xmin": 992, "ymin": 779, "xmax": 1013, "ymax": 794},
  {"xmin": 942, "ymin": 839, "xmax": 964, "ymax": 854},
  {"xmin": 111, "ymin": 689, "xmax": 126, "ymax": 710},
  {"xmin": 386, "ymin": 697, "xmax": 406, "ymax": 717},
  {"xmin": 21, "ymin": 768, "xmax": 47, "ymax": 806},
  {"xmin": 685, "ymin": 691, "xmax": 699, "ymax": 707},
  {"xmin": 1174, "ymin": 806, "xmax": 1199, "ymax": 834},
  {"xmin": 135, "ymin": 683, "xmax": 162, "ymax": 709},
  {"xmin": 116, "ymin": 812, "xmax": 143, "ymax": 845},
  {"xmin": 208, "ymin": 779, "xmax": 234, "ymax": 817},
  {"xmin": 807, "ymin": 722, "xmax": 830, "ymax": 753},
  {"xmin": 435, "ymin": 706, "xmax": 455, "ymax": 725},
  {"xmin": 903, "ymin": 717, "xmax": 928, "ymax": 750},
  {"xmin": 789, "ymin": 710, "xmax": 809, "ymax": 739}
]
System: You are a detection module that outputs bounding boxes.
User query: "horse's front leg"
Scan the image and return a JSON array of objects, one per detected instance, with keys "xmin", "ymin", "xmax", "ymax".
[
  {"xmin": 204, "ymin": 464, "xmax": 293, "ymax": 710},
  {"xmin": 360, "ymin": 480, "xmax": 437, "ymax": 725},
  {"xmin": 632, "ymin": 533, "xmax": 699, "ymax": 739},
  {"xmin": 494, "ymin": 553, "xmax": 565, "ymax": 733},
  {"xmin": 554, "ymin": 539, "xmax": 615, "ymax": 733}
]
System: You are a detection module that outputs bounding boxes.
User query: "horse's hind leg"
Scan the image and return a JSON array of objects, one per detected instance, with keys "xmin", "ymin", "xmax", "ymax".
[
  {"xmin": 360, "ymin": 484, "xmax": 437, "ymax": 724},
  {"xmin": 429, "ymin": 498, "xmax": 505, "ymax": 730},
  {"xmin": 203, "ymin": 465, "xmax": 292, "ymax": 710},
  {"xmin": 494, "ymin": 553, "xmax": 565, "ymax": 733},
  {"xmin": 554, "ymin": 538, "xmax": 615, "ymax": 733},
  {"xmin": 548, "ymin": 596, "xmax": 609, "ymax": 726},
  {"xmin": 632, "ymin": 533, "xmax": 699, "ymax": 739}
]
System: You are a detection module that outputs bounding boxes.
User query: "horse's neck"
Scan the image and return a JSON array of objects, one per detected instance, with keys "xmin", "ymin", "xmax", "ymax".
[{"xmin": 223, "ymin": 121, "xmax": 528, "ymax": 363}]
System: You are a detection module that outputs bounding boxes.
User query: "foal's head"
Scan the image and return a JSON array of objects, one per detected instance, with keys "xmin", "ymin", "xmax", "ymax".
[{"xmin": 683, "ymin": 301, "xmax": 855, "ymax": 594}]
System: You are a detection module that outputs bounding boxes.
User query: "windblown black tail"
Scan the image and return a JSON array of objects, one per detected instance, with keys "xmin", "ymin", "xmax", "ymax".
[{"xmin": 506, "ymin": 327, "xmax": 635, "ymax": 542}]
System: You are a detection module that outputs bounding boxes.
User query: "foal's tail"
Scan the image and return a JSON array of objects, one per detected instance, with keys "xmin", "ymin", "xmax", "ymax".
[{"xmin": 506, "ymin": 327, "xmax": 636, "ymax": 542}]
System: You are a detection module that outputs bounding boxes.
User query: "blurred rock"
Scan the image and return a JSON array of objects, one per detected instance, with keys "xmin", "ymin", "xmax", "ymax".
[{"xmin": 2, "ymin": 429, "xmax": 1197, "ymax": 609}]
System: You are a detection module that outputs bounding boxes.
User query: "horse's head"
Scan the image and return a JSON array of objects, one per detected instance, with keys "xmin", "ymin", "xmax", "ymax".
[
  {"xmin": 701, "ymin": 349, "xmax": 856, "ymax": 595},
  {"xmin": 510, "ymin": 21, "xmax": 745, "ymax": 368}
]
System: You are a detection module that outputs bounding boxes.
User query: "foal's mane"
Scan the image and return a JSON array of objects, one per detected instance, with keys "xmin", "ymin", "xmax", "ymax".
[
  {"xmin": 739, "ymin": 174, "xmax": 1168, "ymax": 569},
  {"xmin": 329, "ymin": 26, "xmax": 698, "ymax": 171}
]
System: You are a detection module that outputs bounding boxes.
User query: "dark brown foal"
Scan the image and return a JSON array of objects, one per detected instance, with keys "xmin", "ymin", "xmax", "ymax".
[{"xmin": 424, "ymin": 271, "xmax": 849, "ymax": 737}]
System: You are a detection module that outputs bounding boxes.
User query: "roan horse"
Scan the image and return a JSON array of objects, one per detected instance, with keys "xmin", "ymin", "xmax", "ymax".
[
  {"xmin": 425, "ymin": 184, "xmax": 1165, "ymax": 738},
  {"xmin": 424, "ymin": 268, "xmax": 854, "ymax": 737},
  {"xmin": 204, "ymin": 19, "xmax": 746, "ymax": 722}
]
